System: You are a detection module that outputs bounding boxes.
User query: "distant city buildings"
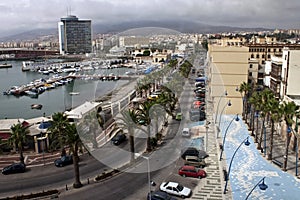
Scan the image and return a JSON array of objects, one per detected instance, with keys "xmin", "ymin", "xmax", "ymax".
[{"xmin": 58, "ymin": 15, "xmax": 92, "ymax": 55}]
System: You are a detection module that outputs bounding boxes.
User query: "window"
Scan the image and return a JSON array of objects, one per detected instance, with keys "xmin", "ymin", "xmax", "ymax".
[
  {"xmin": 250, "ymin": 64, "xmax": 253, "ymax": 68},
  {"xmin": 251, "ymin": 54, "xmax": 254, "ymax": 58},
  {"xmin": 256, "ymin": 54, "xmax": 260, "ymax": 58},
  {"xmin": 267, "ymin": 54, "xmax": 271, "ymax": 59},
  {"xmin": 249, "ymin": 72, "xmax": 252, "ymax": 76}
]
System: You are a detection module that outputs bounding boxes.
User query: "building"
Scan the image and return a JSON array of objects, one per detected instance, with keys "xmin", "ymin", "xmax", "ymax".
[
  {"xmin": 119, "ymin": 36, "xmax": 150, "ymax": 48},
  {"xmin": 207, "ymin": 45, "xmax": 249, "ymax": 115},
  {"xmin": 58, "ymin": 15, "xmax": 92, "ymax": 55}
]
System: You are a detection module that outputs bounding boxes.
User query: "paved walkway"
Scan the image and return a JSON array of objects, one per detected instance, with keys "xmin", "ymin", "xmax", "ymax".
[{"xmin": 220, "ymin": 114, "xmax": 300, "ymax": 200}]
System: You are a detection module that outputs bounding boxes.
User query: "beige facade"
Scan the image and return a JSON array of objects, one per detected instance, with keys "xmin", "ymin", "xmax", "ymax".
[
  {"xmin": 208, "ymin": 45, "xmax": 249, "ymax": 116},
  {"xmin": 119, "ymin": 36, "xmax": 150, "ymax": 47}
]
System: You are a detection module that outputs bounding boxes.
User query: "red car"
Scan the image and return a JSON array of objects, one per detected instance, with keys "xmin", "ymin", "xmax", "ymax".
[{"xmin": 178, "ymin": 165, "xmax": 206, "ymax": 179}]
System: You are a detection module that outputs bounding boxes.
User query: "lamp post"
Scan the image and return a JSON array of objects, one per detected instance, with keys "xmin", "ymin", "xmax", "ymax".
[
  {"xmin": 245, "ymin": 177, "xmax": 268, "ymax": 199},
  {"xmin": 218, "ymin": 100, "xmax": 232, "ymax": 130},
  {"xmin": 219, "ymin": 114, "xmax": 239, "ymax": 161},
  {"xmin": 215, "ymin": 90, "xmax": 228, "ymax": 124},
  {"xmin": 205, "ymin": 121, "xmax": 211, "ymax": 151},
  {"xmin": 224, "ymin": 136, "xmax": 250, "ymax": 194},
  {"xmin": 135, "ymin": 153, "xmax": 155, "ymax": 195}
]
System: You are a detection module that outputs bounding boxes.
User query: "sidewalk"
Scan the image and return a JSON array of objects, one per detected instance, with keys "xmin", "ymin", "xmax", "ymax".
[
  {"xmin": 0, "ymin": 151, "xmax": 61, "ymax": 170},
  {"xmin": 186, "ymin": 85, "xmax": 227, "ymax": 200},
  {"xmin": 220, "ymin": 114, "xmax": 300, "ymax": 199}
]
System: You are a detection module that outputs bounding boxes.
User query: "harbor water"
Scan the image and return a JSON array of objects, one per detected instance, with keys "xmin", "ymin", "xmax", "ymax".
[{"xmin": 0, "ymin": 60, "xmax": 135, "ymax": 119}]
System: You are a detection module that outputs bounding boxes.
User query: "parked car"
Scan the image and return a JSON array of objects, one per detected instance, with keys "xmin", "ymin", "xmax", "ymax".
[
  {"xmin": 2, "ymin": 163, "xmax": 26, "ymax": 175},
  {"xmin": 178, "ymin": 165, "xmax": 206, "ymax": 179},
  {"xmin": 175, "ymin": 112, "xmax": 182, "ymax": 121},
  {"xmin": 54, "ymin": 155, "xmax": 73, "ymax": 167},
  {"xmin": 181, "ymin": 147, "xmax": 209, "ymax": 159},
  {"xmin": 182, "ymin": 128, "xmax": 191, "ymax": 137},
  {"xmin": 159, "ymin": 181, "xmax": 191, "ymax": 198},
  {"xmin": 111, "ymin": 132, "xmax": 127, "ymax": 145},
  {"xmin": 184, "ymin": 155, "xmax": 206, "ymax": 168},
  {"xmin": 147, "ymin": 190, "xmax": 177, "ymax": 200},
  {"xmin": 189, "ymin": 109, "xmax": 206, "ymax": 121}
]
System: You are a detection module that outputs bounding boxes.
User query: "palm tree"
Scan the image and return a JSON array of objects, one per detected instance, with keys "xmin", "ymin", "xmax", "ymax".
[
  {"xmin": 238, "ymin": 82, "xmax": 251, "ymax": 121},
  {"xmin": 257, "ymin": 89, "xmax": 274, "ymax": 151},
  {"xmin": 62, "ymin": 123, "xmax": 83, "ymax": 188},
  {"xmin": 249, "ymin": 91, "xmax": 262, "ymax": 143},
  {"xmin": 115, "ymin": 109, "xmax": 141, "ymax": 161},
  {"xmin": 267, "ymin": 97, "xmax": 282, "ymax": 160},
  {"xmin": 282, "ymin": 101, "xmax": 300, "ymax": 171},
  {"xmin": 156, "ymin": 86, "xmax": 178, "ymax": 119},
  {"xmin": 48, "ymin": 112, "xmax": 69, "ymax": 156},
  {"xmin": 136, "ymin": 101, "xmax": 155, "ymax": 152},
  {"xmin": 149, "ymin": 104, "xmax": 166, "ymax": 141},
  {"xmin": 9, "ymin": 123, "xmax": 29, "ymax": 164}
]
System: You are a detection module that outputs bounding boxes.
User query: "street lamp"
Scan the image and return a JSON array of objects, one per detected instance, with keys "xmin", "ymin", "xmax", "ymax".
[
  {"xmin": 135, "ymin": 153, "xmax": 155, "ymax": 195},
  {"xmin": 205, "ymin": 121, "xmax": 211, "ymax": 151},
  {"xmin": 219, "ymin": 114, "xmax": 239, "ymax": 161},
  {"xmin": 224, "ymin": 136, "xmax": 250, "ymax": 194},
  {"xmin": 215, "ymin": 90, "xmax": 228, "ymax": 124},
  {"xmin": 245, "ymin": 177, "xmax": 268, "ymax": 199},
  {"xmin": 218, "ymin": 100, "xmax": 232, "ymax": 130}
]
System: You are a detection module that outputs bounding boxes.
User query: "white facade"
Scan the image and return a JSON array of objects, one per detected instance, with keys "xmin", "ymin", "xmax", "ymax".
[
  {"xmin": 282, "ymin": 48, "xmax": 300, "ymax": 97},
  {"xmin": 264, "ymin": 60, "xmax": 272, "ymax": 87}
]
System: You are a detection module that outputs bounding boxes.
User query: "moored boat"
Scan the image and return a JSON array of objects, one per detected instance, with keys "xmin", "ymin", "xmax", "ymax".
[
  {"xmin": 0, "ymin": 63, "xmax": 12, "ymax": 68},
  {"xmin": 31, "ymin": 104, "xmax": 43, "ymax": 109}
]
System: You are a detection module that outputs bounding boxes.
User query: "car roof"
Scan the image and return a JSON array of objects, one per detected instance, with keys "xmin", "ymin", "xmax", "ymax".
[
  {"xmin": 183, "ymin": 128, "xmax": 189, "ymax": 131},
  {"xmin": 185, "ymin": 155, "xmax": 199, "ymax": 159},
  {"xmin": 181, "ymin": 165, "xmax": 196, "ymax": 170},
  {"xmin": 164, "ymin": 182, "xmax": 178, "ymax": 187}
]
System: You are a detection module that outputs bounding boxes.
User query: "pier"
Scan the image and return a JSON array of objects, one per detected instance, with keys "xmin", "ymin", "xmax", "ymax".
[{"xmin": 3, "ymin": 74, "xmax": 139, "ymax": 98}]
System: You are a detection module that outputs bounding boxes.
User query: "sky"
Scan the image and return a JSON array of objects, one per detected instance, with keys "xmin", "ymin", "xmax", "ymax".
[{"xmin": 0, "ymin": 0, "xmax": 300, "ymax": 37}]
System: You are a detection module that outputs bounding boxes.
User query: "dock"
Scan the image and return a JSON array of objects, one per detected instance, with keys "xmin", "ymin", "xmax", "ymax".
[{"xmin": 3, "ymin": 74, "xmax": 139, "ymax": 97}]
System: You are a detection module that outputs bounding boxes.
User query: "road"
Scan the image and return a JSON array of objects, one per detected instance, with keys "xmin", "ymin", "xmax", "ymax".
[{"xmin": 0, "ymin": 69, "xmax": 199, "ymax": 199}]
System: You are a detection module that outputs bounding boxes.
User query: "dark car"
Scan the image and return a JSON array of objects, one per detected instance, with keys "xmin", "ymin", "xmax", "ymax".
[
  {"xmin": 54, "ymin": 155, "xmax": 73, "ymax": 167},
  {"xmin": 2, "ymin": 163, "xmax": 26, "ymax": 175},
  {"xmin": 147, "ymin": 190, "xmax": 178, "ymax": 200},
  {"xmin": 189, "ymin": 109, "xmax": 206, "ymax": 121},
  {"xmin": 178, "ymin": 165, "xmax": 206, "ymax": 179},
  {"xmin": 111, "ymin": 132, "xmax": 127, "ymax": 145},
  {"xmin": 181, "ymin": 147, "xmax": 209, "ymax": 159}
]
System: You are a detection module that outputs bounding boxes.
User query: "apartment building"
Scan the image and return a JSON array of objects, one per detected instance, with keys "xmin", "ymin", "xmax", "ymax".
[
  {"xmin": 58, "ymin": 15, "xmax": 92, "ymax": 55},
  {"xmin": 207, "ymin": 44, "xmax": 249, "ymax": 115}
]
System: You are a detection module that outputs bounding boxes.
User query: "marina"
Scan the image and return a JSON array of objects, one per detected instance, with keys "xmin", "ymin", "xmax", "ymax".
[{"xmin": 0, "ymin": 60, "xmax": 144, "ymax": 119}]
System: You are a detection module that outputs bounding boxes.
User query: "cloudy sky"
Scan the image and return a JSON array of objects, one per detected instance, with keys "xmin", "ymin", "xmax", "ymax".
[{"xmin": 0, "ymin": 0, "xmax": 299, "ymax": 37}]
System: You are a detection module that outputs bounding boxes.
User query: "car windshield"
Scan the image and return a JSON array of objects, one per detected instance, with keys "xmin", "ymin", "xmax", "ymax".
[{"xmin": 176, "ymin": 184, "xmax": 184, "ymax": 191}]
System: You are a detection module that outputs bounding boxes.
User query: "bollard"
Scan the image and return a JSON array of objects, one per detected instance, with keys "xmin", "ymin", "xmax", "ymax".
[{"xmin": 66, "ymin": 184, "xmax": 68, "ymax": 191}]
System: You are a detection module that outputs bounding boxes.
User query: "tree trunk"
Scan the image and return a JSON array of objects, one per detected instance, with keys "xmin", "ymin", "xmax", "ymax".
[
  {"xmin": 73, "ymin": 143, "xmax": 82, "ymax": 188},
  {"xmin": 255, "ymin": 115, "xmax": 259, "ymax": 143},
  {"xmin": 129, "ymin": 134, "xmax": 135, "ymax": 162},
  {"xmin": 19, "ymin": 145, "xmax": 24, "ymax": 164},
  {"xmin": 146, "ymin": 125, "xmax": 152, "ymax": 152},
  {"xmin": 283, "ymin": 131, "xmax": 292, "ymax": 171},
  {"xmin": 251, "ymin": 107, "xmax": 255, "ymax": 136},
  {"xmin": 267, "ymin": 120, "xmax": 275, "ymax": 160},
  {"xmin": 257, "ymin": 119, "xmax": 265, "ymax": 150}
]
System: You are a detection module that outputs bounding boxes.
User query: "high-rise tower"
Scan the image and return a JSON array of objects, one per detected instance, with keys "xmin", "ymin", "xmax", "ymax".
[{"xmin": 58, "ymin": 15, "xmax": 92, "ymax": 55}]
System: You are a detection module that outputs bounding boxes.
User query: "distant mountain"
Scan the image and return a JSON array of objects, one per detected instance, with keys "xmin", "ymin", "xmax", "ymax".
[
  {"xmin": 0, "ymin": 28, "xmax": 57, "ymax": 42},
  {"xmin": 0, "ymin": 20, "xmax": 272, "ymax": 42},
  {"xmin": 93, "ymin": 20, "xmax": 272, "ymax": 35}
]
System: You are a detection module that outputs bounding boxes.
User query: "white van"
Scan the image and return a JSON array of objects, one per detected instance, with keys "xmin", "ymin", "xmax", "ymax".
[{"xmin": 182, "ymin": 128, "xmax": 191, "ymax": 137}]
